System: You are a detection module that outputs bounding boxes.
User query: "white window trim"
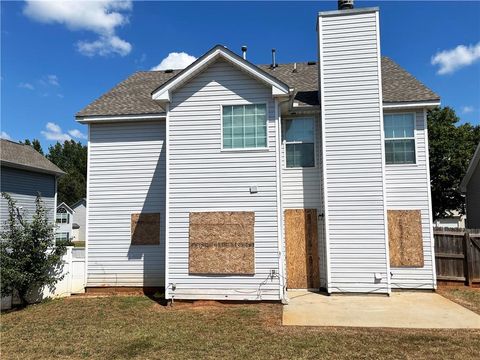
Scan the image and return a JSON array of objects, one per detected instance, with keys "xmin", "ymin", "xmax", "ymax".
[
  {"xmin": 282, "ymin": 116, "xmax": 317, "ymax": 169},
  {"xmin": 384, "ymin": 112, "xmax": 418, "ymax": 166},
  {"xmin": 220, "ymin": 103, "xmax": 270, "ymax": 152}
]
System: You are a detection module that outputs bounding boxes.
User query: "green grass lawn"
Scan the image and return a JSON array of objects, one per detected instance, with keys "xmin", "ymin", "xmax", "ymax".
[
  {"xmin": 438, "ymin": 286, "xmax": 480, "ymax": 315},
  {"xmin": 1, "ymin": 295, "xmax": 479, "ymax": 360}
]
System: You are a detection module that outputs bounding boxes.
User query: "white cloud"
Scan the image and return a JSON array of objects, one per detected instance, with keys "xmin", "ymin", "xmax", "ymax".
[
  {"xmin": 46, "ymin": 74, "xmax": 59, "ymax": 86},
  {"xmin": 18, "ymin": 82, "xmax": 34, "ymax": 90},
  {"xmin": 431, "ymin": 42, "xmax": 480, "ymax": 75},
  {"xmin": 41, "ymin": 122, "xmax": 71, "ymax": 142},
  {"xmin": 1, "ymin": 131, "xmax": 12, "ymax": 140},
  {"xmin": 77, "ymin": 35, "xmax": 131, "ymax": 57},
  {"xmin": 68, "ymin": 129, "xmax": 87, "ymax": 140},
  {"xmin": 462, "ymin": 106, "xmax": 475, "ymax": 114},
  {"xmin": 23, "ymin": 0, "xmax": 133, "ymax": 57},
  {"xmin": 151, "ymin": 52, "xmax": 197, "ymax": 71}
]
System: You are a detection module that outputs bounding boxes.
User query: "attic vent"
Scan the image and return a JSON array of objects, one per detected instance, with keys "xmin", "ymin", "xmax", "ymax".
[
  {"xmin": 164, "ymin": 69, "xmax": 174, "ymax": 73},
  {"xmin": 338, "ymin": 0, "xmax": 354, "ymax": 10},
  {"xmin": 307, "ymin": 61, "xmax": 316, "ymax": 65}
]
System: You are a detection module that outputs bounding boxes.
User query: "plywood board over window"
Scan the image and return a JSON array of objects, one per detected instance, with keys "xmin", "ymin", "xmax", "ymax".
[
  {"xmin": 131, "ymin": 213, "xmax": 160, "ymax": 245},
  {"xmin": 189, "ymin": 211, "xmax": 255, "ymax": 275},
  {"xmin": 388, "ymin": 210, "xmax": 424, "ymax": 267}
]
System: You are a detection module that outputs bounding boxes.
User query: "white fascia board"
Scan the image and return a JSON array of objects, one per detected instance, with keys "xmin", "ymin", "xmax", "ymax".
[
  {"xmin": 383, "ymin": 101, "xmax": 440, "ymax": 109},
  {"xmin": 76, "ymin": 113, "xmax": 166, "ymax": 124},
  {"xmin": 151, "ymin": 48, "xmax": 290, "ymax": 102}
]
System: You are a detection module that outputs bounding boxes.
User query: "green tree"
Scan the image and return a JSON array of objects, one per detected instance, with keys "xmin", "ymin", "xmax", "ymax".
[
  {"xmin": 427, "ymin": 107, "xmax": 480, "ymax": 219},
  {"xmin": 47, "ymin": 140, "xmax": 87, "ymax": 205},
  {"xmin": 0, "ymin": 193, "xmax": 67, "ymax": 306}
]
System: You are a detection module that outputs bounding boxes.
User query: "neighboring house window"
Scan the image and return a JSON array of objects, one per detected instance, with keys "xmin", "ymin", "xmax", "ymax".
[
  {"xmin": 222, "ymin": 104, "xmax": 267, "ymax": 149},
  {"xmin": 283, "ymin": 118, "xmax": 315, "ymax": 168},
  {"xmin": 56, "ymin": 209, "xmax": 69, "ymax": 223},
  {"xmin": 384, "ymin": 113, "xmax": 416, "ymax": 165},
  {"xmin": 55, "ymin": 232, "xmax": 69, "ymax": 242}
]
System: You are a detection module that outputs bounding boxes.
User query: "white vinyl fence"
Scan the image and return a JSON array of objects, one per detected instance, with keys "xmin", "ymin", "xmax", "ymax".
[{"xmin": 1, "ymin": 246, "xmax": 85, "ymax": 310}]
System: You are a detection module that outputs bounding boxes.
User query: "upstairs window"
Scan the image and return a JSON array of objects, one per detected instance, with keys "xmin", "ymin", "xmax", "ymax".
[
  {"xmin": 284, "ymin": 118, "xmax": 315, "ymax": 168},
  {"xmin": 56, "ymin": 208, "xmax": 69, "ymax": 224},
  {"xmin": 384, "ymin": 113, "xmax": 416, "ymax": 165},
  {"xmin": 222, "ymin": 104, "xmax": 267, "ymax": 149}
]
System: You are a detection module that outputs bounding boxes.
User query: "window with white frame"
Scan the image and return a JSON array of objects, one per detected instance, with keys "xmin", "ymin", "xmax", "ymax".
[
  {"xmin": 283, "ymin": 118, "xmax": 315, "ymax": 168},
  {"xmin": 222, "ymin": 104, "xmax": 267, "ymax": 149},
  {"xmin": 384, "ymin": 113, "xmax": 416, "ymax": 164},
  {"xmin": 56, "ymin": 208, "xmax": 69, "ymax": 223},
  {"xmin": 55, "ymin": 232, "xmax": 69, "ymax": 242}
]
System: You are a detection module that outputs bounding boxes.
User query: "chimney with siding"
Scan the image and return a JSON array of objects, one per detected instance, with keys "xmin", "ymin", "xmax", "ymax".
[{"xmin": 318, "ymin": 4, "xmax": 390, "ymax": 293}]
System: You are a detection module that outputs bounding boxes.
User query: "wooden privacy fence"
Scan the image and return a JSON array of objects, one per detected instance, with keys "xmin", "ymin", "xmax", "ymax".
[{"xmin": 434, "ymin": 228, "xmax": 480, "ymax": 286}]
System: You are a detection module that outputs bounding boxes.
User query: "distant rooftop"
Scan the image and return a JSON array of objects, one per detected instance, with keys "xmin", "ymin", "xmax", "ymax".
[{"xmin": 0, "ymin": 139, "xmax": 65, "ymax": 176}]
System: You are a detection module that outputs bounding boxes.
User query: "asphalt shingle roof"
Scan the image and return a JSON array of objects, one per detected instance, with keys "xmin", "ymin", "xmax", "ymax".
[
  {"xmin": 0, "ymin": 139, "xmax": 65, "ymax": 176},
  {"xmin": 76, "ymin": 57, "xmax": 439, "ymax": 118}
]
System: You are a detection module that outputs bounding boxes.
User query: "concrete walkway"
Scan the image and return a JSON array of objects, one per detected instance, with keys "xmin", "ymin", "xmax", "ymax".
[{"xmin": 283, "ymin": 290, "xmax": 480, "ymax": 329}]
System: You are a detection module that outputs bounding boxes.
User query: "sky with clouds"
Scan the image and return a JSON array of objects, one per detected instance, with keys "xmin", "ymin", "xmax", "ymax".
[{"xmin": 1, "ymin": 1, "xmax": 479, "ymax": 148}]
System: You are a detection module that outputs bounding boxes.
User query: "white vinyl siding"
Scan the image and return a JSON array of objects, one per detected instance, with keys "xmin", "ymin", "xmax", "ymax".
[
  {"xmin": 319, "ymin": 10, "xmax": 389, "ymax": 293},
  {"xmin": 87, "ymin": 121, "xmax": 166, "ymax": 287},
  {"xmin": 385, "ymin": 110, "xmax": 435, "ymax": 290},
  {"xmin": 281, "ymin": 114, "xmax": 326, "ymax": 288},
  {"xmin": 167, "ymin": 59, "xmax": 281, "ymax": 300}
]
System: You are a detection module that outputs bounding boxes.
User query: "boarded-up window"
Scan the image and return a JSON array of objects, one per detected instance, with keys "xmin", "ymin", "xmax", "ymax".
[
  {"xmin": 131, "ymin": 213, "xmax": 160, "ymax": 245},
  {"xmin": 189, "ymin": 211, "xmax": 255, "ymax": 275},
  {"xmin": 388, "ymin": 210, "xmax": 424, "ymax": 267}
]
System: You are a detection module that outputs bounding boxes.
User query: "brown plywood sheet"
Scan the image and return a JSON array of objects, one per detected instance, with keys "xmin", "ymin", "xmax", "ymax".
[
  {"xmin": 388, "ymin": 210, "xmax": 424, "ymax": 267},
  {"xmin": 285, "ymin": 209, "xmax": 320, "ymax": 289},
  {"xmin": 131, "ymin": 213, "xmax": 160, "ymax": 245},
  {"xmin": 189, "ymin": 211, "xmax": 255, "ymax": 275}
]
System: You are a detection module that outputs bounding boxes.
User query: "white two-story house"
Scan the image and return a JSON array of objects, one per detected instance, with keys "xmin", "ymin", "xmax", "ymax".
[{"xmin": 76, "ymin": 4, "xmax": 439, "ymax": 301}]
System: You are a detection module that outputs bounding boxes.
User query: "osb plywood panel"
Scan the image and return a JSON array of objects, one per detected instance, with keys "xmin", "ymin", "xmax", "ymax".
[
  {"xmin": 388, "ymin": 210, "xmax": 424, "ymax": 267},
  {"xmin": 131, "ymin": 213, "xmax": 160, "ymax": 245},
  {"xmin": 189, "ymin": 211, "xmax": 255, "ymax": 275},
  {"xmin": 285, "ymin": 209, "xmax": 320, "ymax": 289}
]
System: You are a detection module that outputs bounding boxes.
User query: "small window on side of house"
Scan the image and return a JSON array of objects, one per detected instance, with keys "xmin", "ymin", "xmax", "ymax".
[
  {"xmin": 283, "ymin": 118, "xmax": 315, "ymax": 168},
  {"xmin": 56, "ymin": 209, "xmax": 69, "ymax": 224},
  {"xmin": 384, "ymin": 113, "xmax": 416, "ymax": 165},
  {"xmin": 222, "ymin": 104, "xmax": 267, "ymax": 149}
]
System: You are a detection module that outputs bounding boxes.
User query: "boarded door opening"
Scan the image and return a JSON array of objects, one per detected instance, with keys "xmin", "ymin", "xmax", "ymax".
[{"xmin": 285, "ymin": 209, "xmax": 320, "ymax": 289}]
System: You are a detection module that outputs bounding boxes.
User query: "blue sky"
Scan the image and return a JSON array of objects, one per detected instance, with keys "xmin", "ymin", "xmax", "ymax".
[{"xmin": 2, "ymin": 1, "xmax": 480, "ymax": 149}]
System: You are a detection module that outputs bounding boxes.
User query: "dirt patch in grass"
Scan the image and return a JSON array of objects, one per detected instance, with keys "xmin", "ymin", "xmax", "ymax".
[
  {"xmin": 1, "ymin": 296, "xmax": 479, "ymax": 360},
  {"xmin": 438, "ymin": 286, "xmax": 480, "ymax": 315}
]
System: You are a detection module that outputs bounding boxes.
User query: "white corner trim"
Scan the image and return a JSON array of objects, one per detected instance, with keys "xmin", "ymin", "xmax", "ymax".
[
  {"xmin": 151, "ymin": 47, "xmax": 290, "ymax": 102},
  {"xmin": 76, "ymin": 113, "xmax": 166, "ymax": 124},
  {"xmin": 164, "ymin": 104, "xmax": 171, "ymax": 299},
  {"xmin": 318, "ymin": 16, "xmax": 332, "ymax": 294},
  {"xmin": 376, "ymin": 11, "xmax": 391, "ymax": 294},
  {"xmin": 85, "ymin": 124, "xmax": 91, "ymax": 287},
  {"xmin": 423, "ymin": 108, "xmax": 437, "ymax": 289},
  {"xmin": 383, "ymin": 101, "xmax": 440, "ymax": 109}
]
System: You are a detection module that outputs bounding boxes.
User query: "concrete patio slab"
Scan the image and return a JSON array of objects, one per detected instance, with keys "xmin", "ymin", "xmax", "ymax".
[{"xmin": 283, "ymin": 290, "xmax": 480, "ymax": 328}]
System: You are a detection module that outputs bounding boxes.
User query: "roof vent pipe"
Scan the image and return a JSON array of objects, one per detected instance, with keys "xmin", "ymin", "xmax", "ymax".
[
  {"xmin": 241, "ymin": 45, "xmax": 247, "ymax": 60},
  {"xmin": 271, "ymin": 48, "xmax": 277, "ymax": 69},
  {"xmin": 338, "ymin": 0, "xmax": 354, "ymax": 10}
]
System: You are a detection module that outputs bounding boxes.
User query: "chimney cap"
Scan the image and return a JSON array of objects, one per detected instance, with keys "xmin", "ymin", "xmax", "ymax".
[{"xmin": 338, "ymin": 0, "xmax": 354, "ymax": 10}]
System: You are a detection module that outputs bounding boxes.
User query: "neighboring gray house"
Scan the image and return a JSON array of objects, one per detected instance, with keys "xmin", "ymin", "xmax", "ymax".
[
  {"xmin": 56, "ymin": 202, "xmax": 74, "ymax": 242},
  {"xmin": 71, "ymin": 198, "xmax": 86, "ymax": 242},
  {"xmin": 0, "ymin": 139, "xmax": 64, "ymax": 224},
  {"xmin": 461, "ymin": 143, "xmax": 480, "ymax": 229},
  {"xmin": 76, "ymin": 4, "xmax": 439, "ymax": 300}
]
